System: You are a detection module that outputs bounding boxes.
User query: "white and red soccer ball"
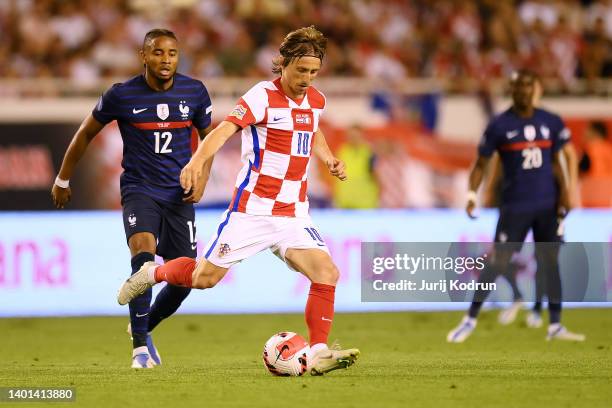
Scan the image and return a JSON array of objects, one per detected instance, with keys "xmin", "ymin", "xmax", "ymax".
[{"xmin": 262, "ymin": 332, "xmax": 309, "ymax": 376}]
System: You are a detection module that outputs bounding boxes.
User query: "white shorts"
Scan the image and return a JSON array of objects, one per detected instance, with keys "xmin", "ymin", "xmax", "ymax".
[{"xmin": 203, "ymin": 211, "xmax": 330, "ymax": 269}]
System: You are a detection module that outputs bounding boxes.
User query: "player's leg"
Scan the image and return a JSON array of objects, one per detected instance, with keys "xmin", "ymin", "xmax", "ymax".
[
  {"xmin": 498, "ymin": 259, "xmax": 524, "ymax": 325},
  {"xmin": 448, "ymin": 209, "xmax": 530, "ymax": 342},
  {"xmin": 533, "ymin": 210, "xmax": 585, "ymax": 341},
  {"xmin": 277, "ymin": 218, "xmax": 359, "ymax": 375},
  {"xmin": 146, "ymin": 202, "xmax": 197, "ymax": 333},
  {"xmin": 118, "ymin": 211, "xmax": 267, "ymax": 302},
  {"xmin": 127, "ymin": 232, "xmax": 157, "ymax": 367},
  {"xmin": 527, "ymin": 250, "xmax": 546, "ymax": 328},
  {"xmin": 285, "ymin": 248, "xmax": 338, "ymax": 347},
  {"xmin": 121, "ymin": 194, "xmax": 161, "ymax": 368},
  {"xmin": 284, "ymin": 247, "xmax": 359, "ymax": 375},
  {"xmin": 502, "ymin": 260, "xmax": 524, "ymax": 302},
  {"xmin": 118, "ymin": 246, "xmax": 230, "ymax": 303}
]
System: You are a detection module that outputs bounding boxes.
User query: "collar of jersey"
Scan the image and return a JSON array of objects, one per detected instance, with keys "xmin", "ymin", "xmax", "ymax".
[
  {"xmin": 273, "ymin": 77, "xmax": 305, "ymax": 106},
  {"xmin": 140, "ymin": 73, "xmax": 177, "ymax": 93}
]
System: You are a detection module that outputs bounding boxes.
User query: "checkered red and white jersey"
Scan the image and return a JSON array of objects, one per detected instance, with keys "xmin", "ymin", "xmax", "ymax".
[{"xmin": 224, "ymin": 78, "xmax": 325, "ymax": 218}]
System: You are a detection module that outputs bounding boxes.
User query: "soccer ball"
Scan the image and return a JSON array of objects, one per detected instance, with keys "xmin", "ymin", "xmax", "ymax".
[{"xmin": 262, "ymin": 332, "xmax": 309, "ymax": 376}]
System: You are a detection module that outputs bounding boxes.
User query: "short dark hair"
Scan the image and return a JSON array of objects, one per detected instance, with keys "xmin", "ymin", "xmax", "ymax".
[
  {"xmin": 142, "ymin": 28, "xmax": 177, "ymax": 49},
  {"xmin": 589, "ymin": 121, "xmax": 608, "ymax": 139},
  {"xmin": 272, "ymin": 26, "xmax": 327, "ymax": 74}
]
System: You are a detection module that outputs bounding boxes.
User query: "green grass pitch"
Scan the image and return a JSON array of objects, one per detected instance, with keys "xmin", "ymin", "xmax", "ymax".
[{"xmin": 1, "ymin": 309, "xmax": 610, "ymax": 408}]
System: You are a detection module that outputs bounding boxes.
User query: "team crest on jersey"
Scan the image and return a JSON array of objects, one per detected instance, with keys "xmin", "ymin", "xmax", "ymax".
[
  {"xmin": 524, "ymin": 125, "xmax": 536, "ymax": 141},
  {"xmin": 128, "ymin": 213, "xmax": 137, "ymax": 228},
  {"xmin": 157, "ymin": 103, "xmax": 169, "ymax": 120},
  {"xmin": 218, "ymin": 243, "xmax": 231, "ymax": 257},
  {"xmin": 179, "ymin": 101, "xmax": 189, "ymax": 119},
  {"xmin": 540, "ymin": 126, "xmax": 550, "ymax": 139},
  {"xmin": 295, "ymin": 113, "xmax": 312, "ymax": 125},
  {"xmin": 560, "ymin": 127, "xmax": 571, "ymax": 140},
  {"xmin": 229, "ymin": 104, "xmax": 247, "ymax": 120}
]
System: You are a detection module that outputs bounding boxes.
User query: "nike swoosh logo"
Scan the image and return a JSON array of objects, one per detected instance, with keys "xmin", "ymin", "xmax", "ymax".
[
  {"xmin": 191, "ymin": 244, "xmax": 197, "ymax": 250},
  {"xmin": 275, "ymin": 345, "xmax": 289, "ymax": 363},
  {"xmin": 321, "ymin": 317, "xmax": 332, "ymax": 322},
  {"xmin": 135, "ymin": 312, "xmax": 148, "ymax": 317},
  {"xmin": 506, "ymin": 130, "xmax": 519, "ymax": 139},
  {"xmin": 133, "ymin": 108, "xmax": 148, "ymax": 114},
  {"xmin": 272, "ymin": 116, "xmax": 282, "ymax": 121}
]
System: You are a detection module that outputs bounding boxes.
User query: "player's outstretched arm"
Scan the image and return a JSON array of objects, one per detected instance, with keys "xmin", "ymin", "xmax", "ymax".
[
  {"xmin": 51, "ymin": 114, "xmax": 105, "ymax": 209},
  {"xmin": 180, "ymin": 121, "xmax": 239, "ymax": 194},
  {"xmin": 561, "ymin": 143, "xmax": 579, "ymax": 208},
  {"xmin": 466, "ymin": 155, "xmax": 491, "ymax": 219},
  {"xmin": 313, "ymin": 129, "xmax": 347, "ymax": 181},
  {"xmin": 482, "ymin": 153, "xmax": 502, "ymax": 207},
  {"xmin": 553, "ymin": 150, "xmax": 572, "ymax": 216}
]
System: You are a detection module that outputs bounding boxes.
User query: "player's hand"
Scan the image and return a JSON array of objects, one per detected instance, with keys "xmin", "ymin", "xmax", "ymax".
[
  {"xmin": 51, "ymin": 184, "xmax": 72, "ymax": 209},
  {"xmin": 558, "ymin": 188, "xmax": 572, "ymax": 218},
  {"xmin": 466, "ymin": 199, "xmax": 477, "ymax": 219},
  {"xmin": 180, "ymin": 159, "xmax": 203, "ymax": 195},
  {"xmin": 327, "ymin": 157, "xmax": 347, "ymax": 181},
  {"xmin": 183, "ymin": 174, "xmax": 206, "ymax": 203}
]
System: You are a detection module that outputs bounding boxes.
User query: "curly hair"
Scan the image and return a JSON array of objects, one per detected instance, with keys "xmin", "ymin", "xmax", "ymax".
[{"xmin": 272, "ymin": 26, "xmax": 327, "ymax": 74}]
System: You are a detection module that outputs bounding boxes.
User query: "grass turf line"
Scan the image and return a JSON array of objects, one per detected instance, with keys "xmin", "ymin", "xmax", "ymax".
[{"xmin": 0, "ymin": 309, "xmax": 610, "ymax": 408}]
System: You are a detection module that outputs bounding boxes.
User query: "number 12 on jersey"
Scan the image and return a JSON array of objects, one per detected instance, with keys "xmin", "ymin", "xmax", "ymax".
[{"xmin": 154, "ymin": 131, "xmax": 173, "ymax": 154}]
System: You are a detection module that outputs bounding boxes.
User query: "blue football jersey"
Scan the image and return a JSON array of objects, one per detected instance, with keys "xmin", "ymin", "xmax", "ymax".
[
  {"xmin": 92, "ymin": 73, "xmax": 212, "ymax": 203},
  {"xmin": 479, "ymin": 107, "xmax": 571, "ymax": 211}
]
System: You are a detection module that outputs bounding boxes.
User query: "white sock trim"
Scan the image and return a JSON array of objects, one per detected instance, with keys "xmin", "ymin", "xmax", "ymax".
[
  {"xmin": 132, "ymin": 346, "xmax": 148, "ymax": 356},
  {"xmin": 463, "ymin": 316, "xmax": 477, "ymax": 326},
  {"xmin": 147, "ymin": 264, "xmax": 159, "ymax": 284},
  {"xmin": 310, "ymin": 343, "xmax": 328, "ymax": 354}
]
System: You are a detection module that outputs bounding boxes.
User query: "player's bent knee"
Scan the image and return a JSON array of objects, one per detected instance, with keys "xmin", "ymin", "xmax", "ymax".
[
  {"xmin": 314, "ymin": 263, "xmax": 339, "ymax": 285},
  {"xmin": 128, "ymin": 232, "xmax": 156, "ymax": 255}
]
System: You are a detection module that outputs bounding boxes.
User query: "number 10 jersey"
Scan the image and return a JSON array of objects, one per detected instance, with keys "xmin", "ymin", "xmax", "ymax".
[{"xmin": 224, "ymin": 78, "xmax": 326, "ymax": 218}]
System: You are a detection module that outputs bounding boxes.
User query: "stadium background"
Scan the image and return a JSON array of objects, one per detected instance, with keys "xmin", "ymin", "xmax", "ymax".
[{"xmin": 1, "ymin": 0, "xmax": 610, "ymax": 316}]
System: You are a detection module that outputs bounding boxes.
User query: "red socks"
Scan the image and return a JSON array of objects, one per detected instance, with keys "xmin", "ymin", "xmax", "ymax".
[
  {"xmin": 154, "ymin": 257, "xmax": 196, "ymax": 288},
  {"xmin": 154, "ymin": 261, "xmax": 336, "ymax": 345},
  {"xmin": 305, "ymin": 283, "xmax": 336, "ymax": 346}
]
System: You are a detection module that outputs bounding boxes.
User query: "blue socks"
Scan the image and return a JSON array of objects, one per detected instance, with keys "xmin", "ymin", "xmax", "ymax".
[
  {"xmin": 148, "ymin": 284, "xmax": 191, "ymax": 332},
  {"xmin": 129, "ymin": 252, "xmax": 154, "ymax": 348},
  {"xmin": 129, "ymin": 252, "xmax": 193, "ymax": 346}
]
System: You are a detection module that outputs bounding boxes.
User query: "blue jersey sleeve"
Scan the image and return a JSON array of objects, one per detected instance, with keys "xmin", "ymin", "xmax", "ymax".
[
  {"xmin": 92, "ymin": 85, "xmax": 121, "ymax": 125},
  {"xmin": 478, "ymin": 120, "xmax": 499, "ymax": 157},
  {"xmin": 192, "ymin": 82, "xmax": 213, "ymax": 130},
  {"xmin": 551, "ymin": 114, "xmax": 571, "ymax": 153}
]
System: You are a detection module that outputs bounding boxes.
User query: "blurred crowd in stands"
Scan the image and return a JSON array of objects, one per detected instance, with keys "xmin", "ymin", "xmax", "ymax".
[
  {"xmin": 1, "ymin": 0, "xmax": 611, "ymax": 209},
  {"xmin": 1, "ymin": 0, "xmax": 611, "ymax": 94}
]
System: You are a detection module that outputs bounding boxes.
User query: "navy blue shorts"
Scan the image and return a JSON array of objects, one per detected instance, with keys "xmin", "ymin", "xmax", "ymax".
[
  {"xmin": 495, "ymin": 207, "xmax": 563, "ymax": 243},
  {"xmin": 121, "ymin": 193, "xmax": 197, "ymax": 259}
]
